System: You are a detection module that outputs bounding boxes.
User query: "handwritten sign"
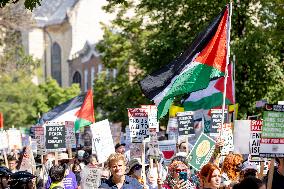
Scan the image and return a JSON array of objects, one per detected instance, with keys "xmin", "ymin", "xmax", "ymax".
[
  {"xmin": 91, "ymin": 120, "xmax": 115, "ymax": 163},
  {"xmin": 45, "ymin": 123, "xmax": 66, "ymax": 151},
  {"xmin": 177, "ymin": 111, "xmax": 194, "ymax": 136},
  {"xmin": 81, "ymin": 166, "xmax": 101, "ymax": 188},
  {"xmin": 65, "ymin": 121, "xmax": 76, "ymax": 149},
  {"xmin": 128, "ymin": 108, "xmax": 149, "ymax": 143}
]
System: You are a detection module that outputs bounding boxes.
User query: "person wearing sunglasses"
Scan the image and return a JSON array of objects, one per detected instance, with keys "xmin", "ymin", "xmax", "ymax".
[{"xmin": 127, "ymin": 158, "xmax": 143, "ymax": 185}]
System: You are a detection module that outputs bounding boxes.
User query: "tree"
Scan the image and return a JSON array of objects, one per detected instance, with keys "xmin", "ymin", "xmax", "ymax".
[
  {"xmin": 96, "ymin": 0, "xmax": 284, "ymax": 123},
  {"xmin": 0, "ymin": 0, "xmax": 41, "ymax": 10}
]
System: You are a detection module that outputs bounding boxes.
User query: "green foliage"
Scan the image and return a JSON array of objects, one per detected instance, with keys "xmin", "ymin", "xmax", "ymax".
[
  {"xmin": 0, "ymin": 0, "xmax": 41, "ymax": 10},
  {"xmin": 96, "ymin": 0, "xmax": 283, "ymax": 123}
]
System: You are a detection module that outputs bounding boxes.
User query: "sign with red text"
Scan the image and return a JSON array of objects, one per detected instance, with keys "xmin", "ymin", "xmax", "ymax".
[
  {"xmin": 250, "ymin": 120, "xmax": 262, "ymax": 156},
  {"xmin": 34, "ymin": 126, "xmax": 45, "ymax": 155},
  {"xmin": 65, "ymin": 121, "xmax": 76, "ymax": 149},
  {"xmin": 128, "ymin": 108, "xmax": 149, "ymax": 143}
]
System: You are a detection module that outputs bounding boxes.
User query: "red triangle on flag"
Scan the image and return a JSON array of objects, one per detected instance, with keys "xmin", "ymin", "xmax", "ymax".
[{"xmin": 75, "ymin": 90, "xmax": 95, "ymax": 123}]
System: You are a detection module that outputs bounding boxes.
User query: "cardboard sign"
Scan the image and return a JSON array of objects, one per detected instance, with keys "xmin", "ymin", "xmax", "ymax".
[
  {"xmin": 187, "ymin": 133, "xmax": 216, "ymax": 171},
  {"xmin": 45, "ymin": 123, "xmax": 66, "ymax": 151},
  {"xmin": 130, "ymin": 143, "xmax": 143, "ymax": 158},
  {"xmin": 250, "ymin": 120, "xmax": 262, "ymax": 156},
  {"xmin": 210, "ymin": 109, "xmax": 228, "ymax": 134},
  {"xmin": 177, "ymin": 111, "xmax": 194, "ymax": 136},
  {"xmin": 34, "ymin": 126, "xmax": 45, "ymax": 155},
  {"xmin": 141, "ymin": 105, "xmax": 159, "ymax": 131},
  {"xmin": 158, "ymin": 140, "xmax": 176, "ymax": 165},
  {"xmin": 128, "ymin": 108, "xmax": 149, "ymax": 143},
  {"xmin": 7, "ymin": 129, "xmax": 22, "ymax": 150},
  {"xmin": 233, "ymin": 120, "xmax": 250, "ymax": 154},
  {"xmin": 0, "ymin": 131, "xmax": 9, "ymax": 150},
  {"xmin": 91, "ymin": 120, "xmax": 115, "ymax": 163},
  {"xmin": 81, "ymin": 166, "xmax": 101, "ymax": 188},
  {"xmin": 65, "ymin": 121, "xmax": 76, "ymax": 149}
]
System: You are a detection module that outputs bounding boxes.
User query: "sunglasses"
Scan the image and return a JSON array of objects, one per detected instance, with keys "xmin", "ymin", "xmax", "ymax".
[
  {"xmin": 133, "ymin": 164, "xmax": 142, "ymax": 170},
  {"xmin": 175, "ymin": 169, "xmax": 187, "ymax": 173}
]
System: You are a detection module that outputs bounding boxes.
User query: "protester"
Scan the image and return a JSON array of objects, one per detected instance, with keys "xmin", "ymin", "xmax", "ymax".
[
  {"xmin": 99, "ymin": 153, "xmax": 143, "ymax": 188},
  {"xmin": 71, "ymin": 159, "xmax": 82, "ymax": 186},
  {"xmin": 162, "ymin": 157, "xmax": 196, "ymax": 189},
  {"xmin": 7, "ymin": 156, "xmax": 18, "ymax": 173},
  {"xmin": 48, "ymin": 165, "xmax": 66, "ymax": 189},
  {"xmin": 127, "ymin": 158, "xmax": 143, "ymax": 184},
  {"xmin": 263, "ymin": 157, "xmax": 284, "ymax": 189},
  {"xmin": 200, "ymin": 163, "xmax": 222, "ymax": 189},
  {"xmin": 10, "ymin": 171, "xmax": 36, "ymax": 189},
  {"xmin": 233, "ymin": 177, "xmax": 265, "ymax": 189},
  {"xmin": 46, "ymin": 153, "xmax": 78, "ymax": 189},
  {"xmin": 0, "ymin": 166, "xmax": 12, "ymax": 189},
  {"xmin": 239, "ymin": 161, "xmax": 258, "ymax": 181},
  {"xmin": 115, "ymin": 143, "xmax": 126, "ymax": 154}
]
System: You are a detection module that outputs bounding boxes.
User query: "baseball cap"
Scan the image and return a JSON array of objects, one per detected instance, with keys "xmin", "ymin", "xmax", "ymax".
[
  {"xmin": 115, "ymin": 143, "xmax": 126, "ymax": 150},
  {"xmin": 241, "ymin": 161, "xmax": 257, "ymax": 171}
]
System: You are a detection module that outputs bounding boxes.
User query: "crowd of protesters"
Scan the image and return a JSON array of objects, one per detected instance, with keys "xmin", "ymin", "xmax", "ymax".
[{"xmin": 0, "ymin": 139, "xmax": 283, "ymax": 189}]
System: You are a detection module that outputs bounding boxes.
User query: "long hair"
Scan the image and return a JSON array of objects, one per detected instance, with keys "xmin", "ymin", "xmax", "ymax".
[
  {"xmin": 222, "ymin": 154, "xmax": 243, "ymax": 181},
  {"xmin": 200, "ymin": 163, "xmax": 221, "ymax": 183}
]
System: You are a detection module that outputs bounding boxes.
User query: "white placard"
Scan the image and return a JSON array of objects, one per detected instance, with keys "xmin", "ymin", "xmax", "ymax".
[
  {"xmin": 7, "ymin": 129, "xmax": 22, "ymax": 150},
  {"xmin": 141, "ymin": 105, "xmax": 159, "ymax": 131},
  {"xmin": 250, "ymin": 120, "xmax": 262, "ymax": 156},
  {"xmin": 220, "ymin": 123, "xmax": 234, "ymax": 155},
  {"xmin": 128, "ymin": 108, "xmax": 149, "ymax": 143},
  {"xmin": 158, "ymin": 140, "xmax": 176, "ymax": 165},
  {"xmin": 0, "ymin": 131, "xmax": 9, "ymax": 150},
  {"xmin": 81, "ymin": 166, "xmax": 101, "ymax": 188},
  {"xmin": 233, "ymin": 120, "xmax": 250, "ymax": 154},
  {"xmin": 91, "ymin": 120, "xmax": 115, "ymax": 163}
]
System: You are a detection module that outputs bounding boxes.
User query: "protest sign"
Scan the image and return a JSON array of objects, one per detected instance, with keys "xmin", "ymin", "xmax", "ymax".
[
  {"xmin": 141, "ymin": 105, "xmax": 159, "ymax": 131},
  {"xmin": 158, "ymin": 140, "xmax": 176, "ymax": 165},
  {"xmin": 128, "ymin": 108, "xmax": 149, "ymax": 143},
  {"xmin": 220, "ymin": 123, "xmax": 234, "ymax": 155},
  {"xmin": 0, "ymin": 131, "xmax": 8, "ymax": 150},
  {"xmin": 30, "ymin": 139, "xmax": 37, "ymax": 155},
  {"xmin": 83, "ymin": 126, "xmax": 92, "ymax": 147},
  {"xmin": 187, "ymin": 133, "xmax": 216, "ymax": 171},
  {"xmin": 250, "ymin": 120, "xmax": 262, "ymax": 156},
  {"xmin": 19, "ymin": 146, "xmax": 36, "ymax": 173},
  {"xmin": 167, "ymin": 118, "xmax": 178, "ymax": 140},
  {"xmin": 22, "ymin": 134, "xmax": 31, "ymax": 147},
  {"xmin": 110, "ymin": 122, "xmax": 122, "ymax": 145},
  {"xmin": 260, "ymin": 109, "xmax": 284, "ymax": 157},
  {"xmin": 147, "ymin": 128, "xmax": 160, "ymax": 158},
  {"xmin": 81, "ymin": 166, "xmax": 101, "ymax": 189},
  {"xmin": 45, "ymin": 122, "xmax": 66, "ymax": 152},
  {"xmin": 65, "ymin": 121, "xmax": 76, "ymax": 149},
  {"xmin": 130, "ymin": 143, "xmax": 143, "ymax": 158},
  {"xmin": 34, "ymin": 126, "xmax": 45, "ymax": 155},
  {"xmin": 233, "ymin": 120, "xmax": 250, "ymax": 154},
  {"xmin": 177, "ymin": 111, "xmax": 194, "ymax": 136},
  {"xmin": 7, "ymin": 129, "xmax": 22, "ymax": 150},
  {"xmin": 91, "ymin": 119, "xmax": 115, "ymax": 163},
  {"xmin": 210, "ymin": 109, "xmax": 228, "ymax": 135}
]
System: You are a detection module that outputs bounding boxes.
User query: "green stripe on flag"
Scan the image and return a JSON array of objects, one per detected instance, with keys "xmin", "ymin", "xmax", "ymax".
[{"xmin": 75, "ymin": 118, "xmax": 92, "ymax": 132}]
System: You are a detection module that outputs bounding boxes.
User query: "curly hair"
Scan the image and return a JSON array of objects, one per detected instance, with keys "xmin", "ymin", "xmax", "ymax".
[
  {"xmin": 222, "ymin": 153, "xmax": 243, "ymax": 182},
  {"xmin": 107, "ymin": 153, "xmax": 126, "ymax": 168}
]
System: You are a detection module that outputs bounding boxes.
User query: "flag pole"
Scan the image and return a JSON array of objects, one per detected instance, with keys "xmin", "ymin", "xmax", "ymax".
[{"xmin": 220, "ymin": 2, "xmax": 232, "ymax": 137}]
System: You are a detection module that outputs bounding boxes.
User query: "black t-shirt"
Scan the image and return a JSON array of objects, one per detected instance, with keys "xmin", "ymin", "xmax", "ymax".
[{"xmin": 265, "ymin": 169, "xmax": 284, "ymax": 189}]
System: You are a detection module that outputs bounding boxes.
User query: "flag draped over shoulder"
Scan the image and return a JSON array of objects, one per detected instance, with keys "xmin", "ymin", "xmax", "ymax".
[
  {"xmin": 183, "ymin": 63, "xmax": 234, "ymax": 111},
  {"xmin": 74, "ymin": 90, "xmax": 95, "ymax": 132},
  {"xmin": 139, "ymin": 5, "xmax": 230, "ymax": 118}
]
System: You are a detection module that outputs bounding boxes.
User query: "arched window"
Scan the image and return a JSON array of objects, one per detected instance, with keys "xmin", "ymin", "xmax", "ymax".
[
  {"xmin": 51, "ymin": 42, "xmax": 62, "ymax": 86},
  {"xmin": 72, "ymin": 71, "xmax": 81, "ymax": 88}
]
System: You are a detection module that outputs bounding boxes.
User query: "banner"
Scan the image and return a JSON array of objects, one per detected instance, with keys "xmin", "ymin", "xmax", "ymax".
[
  {"xmin": 45, "ymin": 122, "xmax": 66, "ymax": 152},
  {"xmin": 250, "ymin": 120, "xmax": 262, "ymax": 156},
  {"xmin": 141, "ymin": 105, "xmax": 159, "ymax": 131},
  {"xmin": 91, "ymin": 120, "xmax": 115, "ymax": 163},
  {"xmin": 177, "ymin": 111, "xmax": 194, "ymax": 136},
  {"xmin": 65, "ymin": 121, "xmax": 76, "ymax": 149},
  {"xmin": 233, "ymin": 120, "xmax": 250, "ymax": 154},
  {"xmin": 158, "ymin": 140, "xmax": 176, "ymax": 165},
  {"xmin": 7, "ymin": 129, "xmax": 22, "ymax": 150},
  {"xmin": 128, "ymin": 108, "xmax": 149, "ymax": 143},
  {"xmin": 81, "ymin": 165, "xmax": 102, "ymax": 189},
  {"xmin": 187, "ymin": 133, "xmax": 216, "ymax": 171}
]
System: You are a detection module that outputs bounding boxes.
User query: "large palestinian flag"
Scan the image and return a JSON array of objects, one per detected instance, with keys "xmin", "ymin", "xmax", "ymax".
[
  {"xmin": 139, "ymin": 5, "xmax": 231, "ymax": 118},
  {"xmin": 183, "ymin": 63, "xmax": 235, "ymax": 111},
  {"xmin": 39, "ymin": 90, "xmax": 95, "ymax": 131}
]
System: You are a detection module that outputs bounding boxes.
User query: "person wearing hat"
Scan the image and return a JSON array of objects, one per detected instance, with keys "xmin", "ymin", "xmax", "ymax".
[
  {"xmin": 127, "ymin": 158, "xmax": 143, "ymax": 185},
  {"xmin": 240, "ymin": 161, "xmax": 258, "ymax": 181},
  {"xmin": 115, "ymin": 143, "xmax": 126, "ymax": 154},
  {"xmin": 10, "ymin": 171, "xmax": 36, "ymax": 189},
  {"xmin": 0, "ymin": 166, "xmax": 12, "ymax": 189},
  {"xmin": 46, "ymin": 153, "xmax": 78, "ymax": 189}
]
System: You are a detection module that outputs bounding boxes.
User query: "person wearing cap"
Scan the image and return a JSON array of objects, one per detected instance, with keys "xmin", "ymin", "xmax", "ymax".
[
  {"xmin": 99, "ymin": 153, "xmax": 143, "ymax": 189},
  {"xmin": 115, "ymin": 143, "xmax": 126, "ymax": 154},
  {"xmin": 127, "ymin": 158, "xmax": 143, "ymax": 185},
  {"xmin": 9, "ymin": 171, "xmax": 36, "ymax": 189},
  {"xmin": 0, "ymin": 166, "xmax": 12, "ymax": 189},
  {"xmin": 46, "ymin": 153, "xmax": 78, "ymax": 189}
]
